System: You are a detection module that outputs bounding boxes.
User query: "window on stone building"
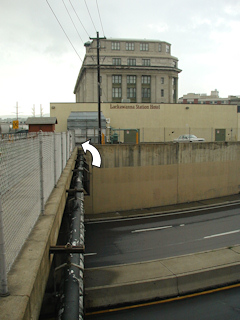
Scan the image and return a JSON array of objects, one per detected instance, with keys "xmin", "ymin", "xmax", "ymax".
[
  {"xmin": 161, "ymin": 77, "xmax": 164, "ymax": 84},
  {"xmin": 126, "ymin": 42, "xmax": 135, "ymax": 50},
  {"xmin": 112, "ymin": 42, "xmax": 120, "ymax": 50},
  {"xmin": 127, "ymin": 75, "xmax": 136, "ymax": 84},
  {"xmin": 127, "ymin": 58, "xmax": 136, "ymax": 66},
  {"xmin": 142, "ymin": 75, "xmax": 151, "ymax": 102},
  {"xmin": 112, "ymin": 58, "xmax": 121, "ymax": 65},
  {"xmin": 142, "ymin": 59, "xmax": 150, "ymax": 66},
  {"xmin": 127, "ymin": 87, "xmax": 136, "ymax": 99},
  {"xmin": 112, "ymin": 87, "xmax": 122, "ymax": 98},
  {"xmin": 142, "ymin": 75, "xmax": 151, "ymax": 84},
  {"xmin": 112, "ymin": 75, "xmax": 122, "ymax": 84},
  {"xmin": 161, "ymin": 89, "xmax": 164, "ymax": 97},
  {"xmin": 159, "ymin": 44, "xmax": 162, "ymax": 52},
  {"xmin": 142, "ymin": 88, "xmax": 151, "ymax": 98},
  {"xmin": 140, "ymin": 43, "xmax": 149, "ymax": 51},
  {"xmin": 127, "ymin": 75, "xmax": 136, "ymax": 102},
  {"xmin": 166, "ymin": 44, "xmax": 170, "ymax": 53}
]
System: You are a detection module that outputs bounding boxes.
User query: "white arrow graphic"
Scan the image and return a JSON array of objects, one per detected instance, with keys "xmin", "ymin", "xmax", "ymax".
[{"xmin": 81, "ymin": 140, "xmax": 101, "ymax": 168}]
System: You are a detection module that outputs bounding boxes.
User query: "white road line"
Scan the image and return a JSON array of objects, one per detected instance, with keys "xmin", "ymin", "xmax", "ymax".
[
  {"xmin": 131, "ymin": 225, "xmax": 172, "ymax": 233},
  {"xmin": 84, "ymin": 252, "xmax": 97, "ymax": 256},
  {"xmin": 204, "ymin": 229, "xmax": 240, "ymax": 239}
]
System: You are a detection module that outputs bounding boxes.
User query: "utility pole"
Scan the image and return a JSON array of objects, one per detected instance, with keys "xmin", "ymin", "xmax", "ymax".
[
  {"xmin": 32, "ymin": 104, "xmax": 35, "ymax": 117},
  {"xmin": 90, "ymin": 32, "xmax": 106, "ymax": 144},
  {"xmin": 16, "ymin": 102, "xmax": 19, "ymax": 121},
  {"xmin": 40, "ymin": 104, "xmax": 43, "ymax": 117}
]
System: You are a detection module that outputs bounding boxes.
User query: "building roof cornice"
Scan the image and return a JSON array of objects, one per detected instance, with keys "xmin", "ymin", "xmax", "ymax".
[{"xmin": 103, "ymin": 38, "xmax": 171, "ymax": 44}]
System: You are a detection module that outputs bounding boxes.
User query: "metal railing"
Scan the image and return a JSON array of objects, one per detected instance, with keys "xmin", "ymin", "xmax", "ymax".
[{"xmin": 0, "ymin": 131, "xmax": 75, "ymax": 295}]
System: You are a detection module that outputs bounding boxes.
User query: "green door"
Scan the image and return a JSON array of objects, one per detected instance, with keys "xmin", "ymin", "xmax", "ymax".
[
  {"xmin": 215, "ymin": 129, "xmax": 226, "ymax": 141},
  {"xmin": 124, "ymin": 129, "xmax": 140, "ymax": 143}
]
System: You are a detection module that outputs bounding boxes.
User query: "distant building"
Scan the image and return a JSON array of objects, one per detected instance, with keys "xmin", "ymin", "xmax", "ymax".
[
  {"xmin": 0, "ymin": 123, "xmax": 10, "ymax": 134},
  {"xmin": 74, "ymin": 38, "xmax": 181, "ymax": 104},
  {"xmin": 26, "ymin": 117, "xmax": 57, "ymax": 132},
  {"xmin": 178, "ymin": 89, "xmax": 240, "ymax": 105}
]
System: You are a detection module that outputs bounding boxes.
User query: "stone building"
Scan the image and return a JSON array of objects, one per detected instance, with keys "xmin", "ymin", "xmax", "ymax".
[
  {"xmin": 178, "ymin": 89, "xmax": 240, "ymax": 105},
  {"xmin": 74, "ymin": 38, "xmax": 181, "ymax": 104}
]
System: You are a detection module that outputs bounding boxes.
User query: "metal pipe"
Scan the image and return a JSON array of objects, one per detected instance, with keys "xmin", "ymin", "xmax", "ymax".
[
  {"xmin": 60, "ymin": 149, "xmax": 84, "ymax": 320},
  {"xmin": 0, "ymin": 195, "xmax": 9, "ymax": 296}
]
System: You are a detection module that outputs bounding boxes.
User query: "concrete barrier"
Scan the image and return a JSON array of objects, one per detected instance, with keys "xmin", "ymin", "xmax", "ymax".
[
  {"xmin": 85, "ymin": 143, "xmax": 240, "ymax": 214},
  {"xmin": 85, "ymin": 246, "xmax": 240, "ymax": 310},
  {"xmin": 0, "ymin": 147, "xmax": 78, "ymax": 320}
]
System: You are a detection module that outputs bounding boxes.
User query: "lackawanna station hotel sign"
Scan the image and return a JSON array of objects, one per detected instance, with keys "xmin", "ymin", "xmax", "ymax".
[{"xmin": 110, "ymin": 104, "xmax": 161, "ymax": 110}]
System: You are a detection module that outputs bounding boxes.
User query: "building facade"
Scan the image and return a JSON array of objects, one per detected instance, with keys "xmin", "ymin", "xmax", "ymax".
[
  {"xmin": 50, "ymin": 102, "xmax": 239, "ymax": 143},
  {"xmin": 178, "ymin": 89, "xmax": 240, "ymax": 105},
  {"xmin": 25, "ymin": 117, "xmax": 58, "ymax": 132},
  {"xmin": 74, "ymin": 38, "xmax": 181, "ymax": 104}
]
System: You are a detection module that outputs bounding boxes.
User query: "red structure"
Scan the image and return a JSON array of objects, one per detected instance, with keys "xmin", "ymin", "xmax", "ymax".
[{"xmin": 26, "ymin": 117, "xmax": 58, "ymax": 133}]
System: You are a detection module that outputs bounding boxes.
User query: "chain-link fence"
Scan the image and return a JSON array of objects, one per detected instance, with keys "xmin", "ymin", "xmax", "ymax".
[
  {"xmin": 0, "ymin": 131, "xmax": 75, "ymax": 284},
  {"xmin": 103, "ymin": 127, "xmax": 239, "ymax": 144}
]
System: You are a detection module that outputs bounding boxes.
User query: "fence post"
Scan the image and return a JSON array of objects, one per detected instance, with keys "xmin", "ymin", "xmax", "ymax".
[
  {"xmin": 39, "ymin": 132, "xmax": 44, "ymax": 214},
  {"xmin": 0, "ymin": 195, "xmax": 9, "ymax": 296},
  {"xmin": 61, "ymin": 132, "xmax": 64, "ymax": 173},
  {"xmin": 53, "ymin": 132, "xmax": 57, "ymax": 187},
  {"xmin": 65, "ymin": 132, "xmax": 68, "ymax": 163}
]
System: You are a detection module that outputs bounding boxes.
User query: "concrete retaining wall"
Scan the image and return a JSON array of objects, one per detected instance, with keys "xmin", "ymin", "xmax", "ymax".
[
  {"xmin": 84, "ymin": 142, "xmax": 240, "ymax": 214},
  {"xmin": 85, "ymin": 246, "xmax": 240, "ymax": 309},
  {"xmin": 0, "ymin": 148, "xmax": 78, "ymax": 320}
]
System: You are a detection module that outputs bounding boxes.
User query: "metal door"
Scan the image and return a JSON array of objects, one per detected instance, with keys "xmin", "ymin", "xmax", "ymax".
[
  {"xmin": 215, "ymin": 129, "xmax": 226, "ymax": 141},
  {"xmin": 124, "ymin": 129, "xmax": 140, "ymax": 143}
]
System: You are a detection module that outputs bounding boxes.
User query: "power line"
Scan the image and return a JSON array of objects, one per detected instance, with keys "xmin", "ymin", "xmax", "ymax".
[
  {"xmin": 96, "ymin": 0, "xmax": 105, "ymax": 37},
  {"xmin": 68, "ymin": 0, "xmax": 91, "ymax": 38},
  {"xmin": 46, "ymin": 0, "xmax": 83, "ymax": 62},
  {"xmin": 84, "ymin": 0, "xmax": 97, "ymax": 33},
  {"xmin": 61, "ymin": 0, "xmax": 84, "ymax": 45}
]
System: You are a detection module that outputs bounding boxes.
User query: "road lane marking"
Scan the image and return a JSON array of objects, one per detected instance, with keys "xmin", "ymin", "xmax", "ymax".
[
  {"xmin": 131, "ymin": 225, "xmax": 172, "ymax": 233},
  {"xmin": 84, "ymin": 252, "xmax": 97, "ymax": 256},
  {"xmin": 204, "ymin": 229, "xmax": 240, "ymax": 239}
]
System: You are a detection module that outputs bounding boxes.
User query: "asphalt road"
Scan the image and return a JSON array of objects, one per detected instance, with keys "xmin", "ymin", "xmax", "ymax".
[
  {"xmin": 85, "ymin": 285, "xmax": 240, "ymax": 320},
  {"xmin": 85, "ymin": 203, "xmax": 240, "ymax": 268}
]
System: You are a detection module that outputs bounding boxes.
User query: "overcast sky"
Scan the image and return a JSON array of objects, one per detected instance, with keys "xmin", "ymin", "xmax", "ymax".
[{"xmin": 1, "ymin": 0, "xmax": 240, "ymax": 117}]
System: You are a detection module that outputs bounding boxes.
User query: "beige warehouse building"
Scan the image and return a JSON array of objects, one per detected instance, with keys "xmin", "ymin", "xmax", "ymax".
[{"xmin": 50, "ymin": 102, "xmax": 240, "ymax": 143}]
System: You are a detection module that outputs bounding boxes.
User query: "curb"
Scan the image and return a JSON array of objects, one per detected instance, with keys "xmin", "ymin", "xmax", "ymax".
[
  {"xmin": 85, "ymin": 198, "xmax": 240, "ymax": 223},
  {"xmin": 85, "ymin": 246, "xmax": 240, "ymax": 310}
]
